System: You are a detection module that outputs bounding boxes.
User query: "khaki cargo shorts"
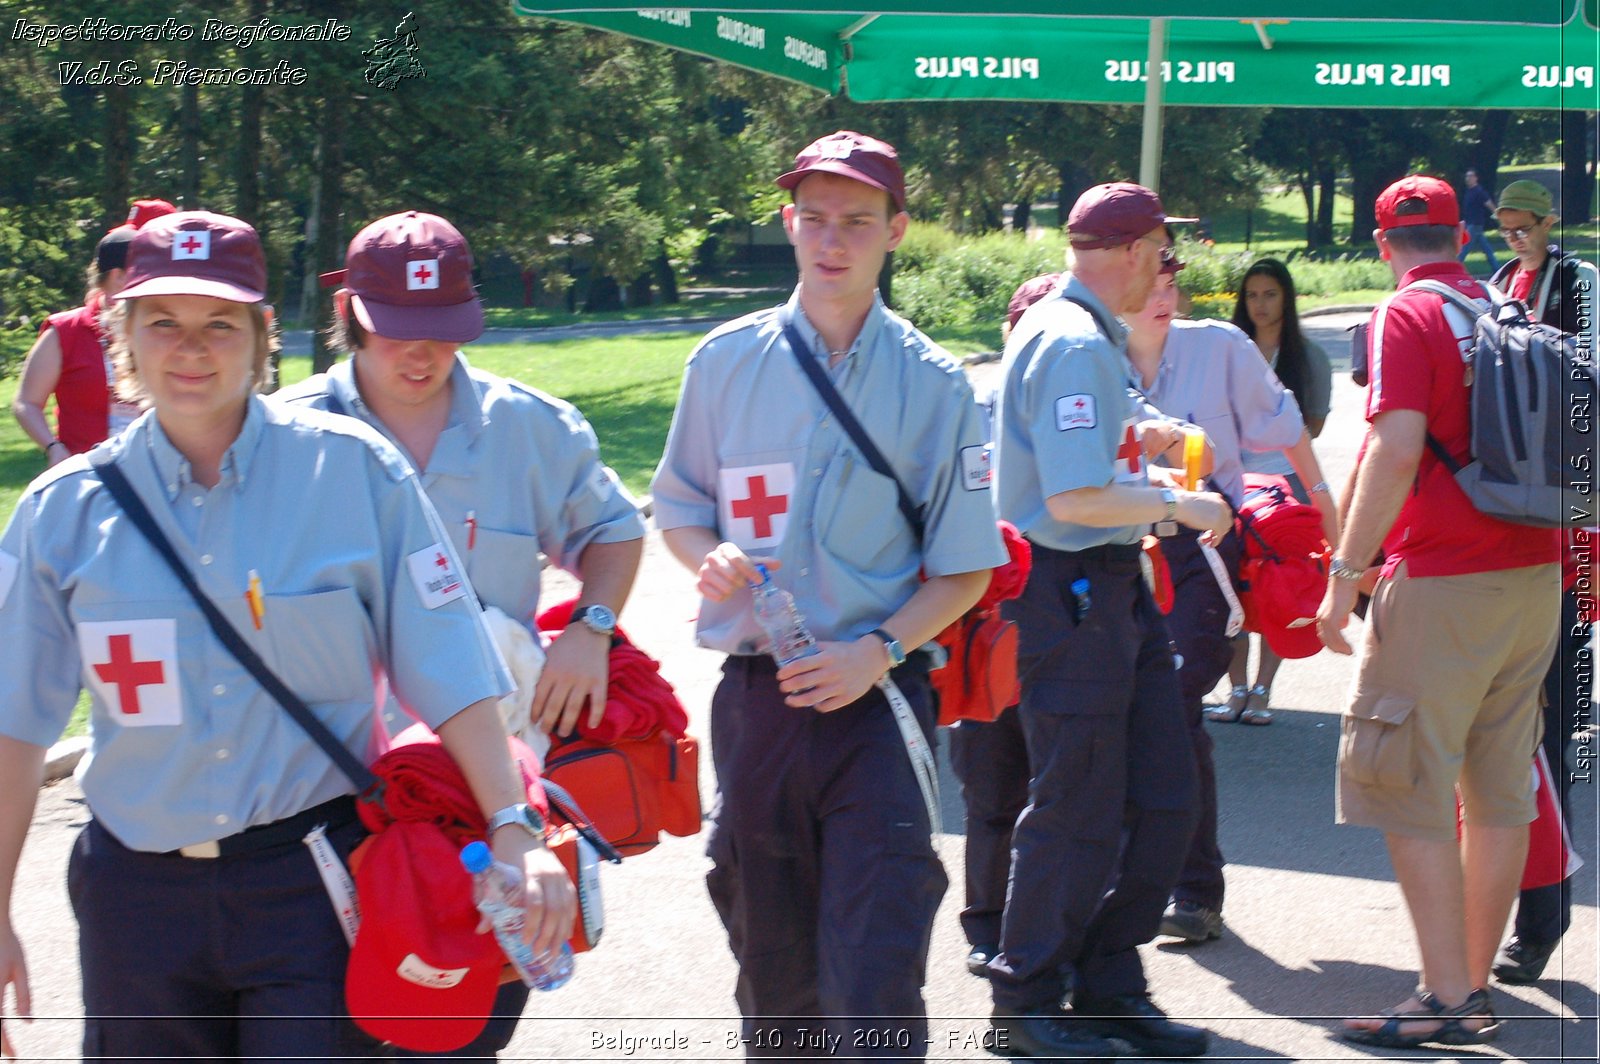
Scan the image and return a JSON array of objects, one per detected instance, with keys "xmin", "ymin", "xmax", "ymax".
[{"xmin": 1337, "ymin": 561, "xmax": 1559, "ymax": 841}]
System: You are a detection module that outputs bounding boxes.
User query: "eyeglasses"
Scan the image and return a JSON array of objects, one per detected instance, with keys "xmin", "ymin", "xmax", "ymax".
[
  {"xmin": 1137, "ymin": 233, "xmax": 1178, "ymax": 267},
  {"xmin": 1502, "ymin": 224, "xmax": 1542, "ymax": 241}
]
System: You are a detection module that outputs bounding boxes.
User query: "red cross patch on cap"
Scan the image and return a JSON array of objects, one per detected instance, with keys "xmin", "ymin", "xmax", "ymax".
[
  {"xmin": 406, "ymin": 259, "xmax": 441, "ymax": 291},
  {"xmin": 171, "ymin": 229, "xmax": 211, "ymax": 260}
]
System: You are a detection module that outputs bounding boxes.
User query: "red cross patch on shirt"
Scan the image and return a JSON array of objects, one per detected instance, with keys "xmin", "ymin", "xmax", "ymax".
[
  {"xmin": 408, "ymin": 543, "xmax": 467, "ymax": 609},
  {"xmin": 719, "ymin": 463, "xmax": 795, "ymax": 550},
  {"xmin": 1113, "ymin": 419, "xmax": 1147, "ymax": 484},
  {"xmin": 78, "ymin": 619, "xmax": 182, "ymax": 726}
]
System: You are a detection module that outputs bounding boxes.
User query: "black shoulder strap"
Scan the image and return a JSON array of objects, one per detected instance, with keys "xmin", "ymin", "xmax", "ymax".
[
  {"xmin": 781, "ymin": 319, "xmax": 926, "ymax": 543},
  {"xmin": 1061, "ymin": 295, "xmax": 1117, "ymax": 340},
  {"xmin": 89, "ymin": 453, "xmax": 379, "ymax": 794}
]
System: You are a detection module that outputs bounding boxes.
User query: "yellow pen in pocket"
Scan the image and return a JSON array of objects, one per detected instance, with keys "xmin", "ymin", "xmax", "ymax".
[{"xmin": 246, "ymin": 569, "xmax": 266, "ymax": 630}]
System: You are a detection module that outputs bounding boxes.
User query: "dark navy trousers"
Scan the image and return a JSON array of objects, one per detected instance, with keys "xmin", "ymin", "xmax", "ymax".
[
  {"xmin": 1161, "ymin": 529, "xmax": 1241, "ymax": 911},
  {"xmin": 707, "ymin": 654, "xmax": 945, "ymax": 1059},
  {"xmin": 70, "ymin": 815, "xmax": 387, "ymax": 1063},
  {"xmin": 988, "ymin": 543, "xmax": 1199, "ymax": 1012},
  {"xmin": 948, "ymin": 706, "xmax": 1029, "ymax": 950}
]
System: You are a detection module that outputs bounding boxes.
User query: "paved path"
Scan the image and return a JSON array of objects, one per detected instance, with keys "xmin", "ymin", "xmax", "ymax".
[{"xmin": 11, "ymin": 312, "xmax": 1598, "ymax": 1061}]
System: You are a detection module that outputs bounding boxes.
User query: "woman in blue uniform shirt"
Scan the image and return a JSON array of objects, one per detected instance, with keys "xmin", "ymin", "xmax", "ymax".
[{"xmin": 0, "ymin": 211, "xmax": 573, "ymax": 1060}]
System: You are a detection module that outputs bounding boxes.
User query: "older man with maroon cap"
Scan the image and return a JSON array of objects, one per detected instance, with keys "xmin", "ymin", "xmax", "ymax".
[
  {"xmin": 988, "ymin": 181, "xmax": 1229, "ymax": 1060},
  {"xmin": 653, "ymin": 131, "xmax": 1004, "ymax": 1059},
  {"xmin": 1318, "ymin": 176, "xmax": 1560, "ymax": 1050}
]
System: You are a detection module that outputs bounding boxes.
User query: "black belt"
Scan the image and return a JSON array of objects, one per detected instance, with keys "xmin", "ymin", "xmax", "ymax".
[
  {"xmin": 1027, "ymin": 540, "xmax": 1143, "ymax": 562},
  {"xmin": 168, "ymin": 795, "xmax": 358, "ymax": 859}
]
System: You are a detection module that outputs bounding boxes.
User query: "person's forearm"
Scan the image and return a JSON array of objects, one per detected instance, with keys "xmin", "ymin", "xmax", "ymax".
[
  {"xmin": 878, "ymin": 569, "xmax": 990, "ymax": 651},
  {"xmin": 661, "ymin": 525, "xmax": 722, "ymax": 573},
  {"xmin": 1283, "ymin": 430, "xmax": 1341, "ymax": 545},
  {"xmin": 10, "ymin": 403, "xmax": 56, "ymax": 454},
  {"xmin": 1337, "ymin": 423, "xmax": 1421, "ymax": 569},
  {"xmin": 436, "ymin": 698, "xmax": 530, "ymax": 816},
  {"xmin": 0, "ymin": 738, "xmax": 45, "ymax": 924},
  {"xmin": 570, "ymin": 537, "xmax": 643, "ymax": 616},
  {"xmin": 1047, "ymin": 482, "xmax": 1207, "ymax": 529}
]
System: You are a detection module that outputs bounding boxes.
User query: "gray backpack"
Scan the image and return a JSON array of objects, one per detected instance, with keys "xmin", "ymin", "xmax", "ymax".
[{"xmin": 1407, "ymin": 279, "xmax": 1594, "ymax": 529}]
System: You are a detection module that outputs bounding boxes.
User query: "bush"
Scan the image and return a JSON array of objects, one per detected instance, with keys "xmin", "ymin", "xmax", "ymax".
[
  {"xmin": 1175, "ymin": 241, "xmax": 1391, "ymax": 316},
  {"xmin": 894, "ymin": 227, "xmax": 1066, "ymax": 332}
]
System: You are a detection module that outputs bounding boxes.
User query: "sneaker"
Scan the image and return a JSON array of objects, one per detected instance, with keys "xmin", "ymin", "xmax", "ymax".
[
  {"xmin": 1069, "ymin": 994, "xmax": 1210, "ymax": 1058},
  {"xmin": 966, "ymin": 942, "xmax": 999, "ymax": 978},
  {"xmin": 1493, "ymin": 936, "xmax": 1558, "ymax": 985},
  {"xmin": 990, "ymin": 1006, "xmax": 1114, "ymax": 1061},
  {"xmin": 1159, "ymin": 899, "xmax": 1224, "ymax": 942}
]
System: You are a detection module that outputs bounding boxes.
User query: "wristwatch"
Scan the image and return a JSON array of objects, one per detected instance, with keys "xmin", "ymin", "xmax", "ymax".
[
  {"xmin": 485, "ymin": 802, "xmax": 547, "ymax": 846},
  {"xmin": 870, "ymin": 628, "xmax": 907, "ymax": 669},
  {"xmin": 570, "ymin": 604, "xmax": 617, "ymax": 636},
  {"xmin": 1329, "ymin": 557, "xmax": 1367, "ymax": 583},
  {"xmin": 1159, "ymin": 487, "xmax": 1178, "ymax": 523}
]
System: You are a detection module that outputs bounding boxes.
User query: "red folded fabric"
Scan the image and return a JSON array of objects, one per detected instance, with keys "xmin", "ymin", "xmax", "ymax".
[
  {"xmin": 359, "ymin": 723, "xmax": 548, "ymax": 842},
  {"xmin": 537, "ymin": 597, "xmax": 689, "ymax": 743},
  {"xmin": 974, "ymin": 520, "xmax": 1033, "ymax": 611}
]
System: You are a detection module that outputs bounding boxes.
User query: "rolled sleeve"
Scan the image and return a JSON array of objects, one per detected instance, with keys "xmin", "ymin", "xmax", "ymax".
[
  {"xmin": 1231, "ymin": 330, "xmax": 1305, "ymax": 452},
  {"xmin": 919, "ymin": 381, "xmax": 1007, "ymax": 578},
  {"xmin": 649, "ymin": 350, "xmax": 721, "ymax": 532},
  {"xmin": 540, "ymin": 406, "xmax": 645, "ymax": 572}
]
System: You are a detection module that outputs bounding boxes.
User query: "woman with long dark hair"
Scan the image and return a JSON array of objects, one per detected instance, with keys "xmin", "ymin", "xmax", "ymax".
[{"xmin": 1217, "ymin": 258, "xmax": 1332, "ymax": 723}]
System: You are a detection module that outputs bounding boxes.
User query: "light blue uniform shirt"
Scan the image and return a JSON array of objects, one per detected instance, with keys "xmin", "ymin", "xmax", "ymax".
[
  {"xmin": 277, "ymin": 354, "xmax": 644, "ymax": 628},
  {"xmin": 996, "ymin": 276, "xmax": 1162, "ymax": 551},
  {"xmin": 1137, "ymin": 319, "xmax": 1304, "ymax": 507},
  {"xmin": 1241, "ymin": 337, "xmax": 1330, "ymax": 480},
  {"xmin": 651, "ymin": 290, "xmax": 1005, "ymax": 655},
  {"xmin": 0, "ymin": 398, "xmax": 511, "ymax": 852}
]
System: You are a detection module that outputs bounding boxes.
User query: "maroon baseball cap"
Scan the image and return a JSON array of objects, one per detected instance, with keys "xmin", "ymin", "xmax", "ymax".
[
  {"xmin": 1067, "ymin": 182, "xmax": 1169, "ymax": 249},
  {"xmin": 113, "ymin": 211, "xmax": 267, "ymax": 303},
  {"xmin": 1006, "ymin": 273, "xmax": 1062, "ymax": 330},
  {"xmin": 1376, "ymin": 175, "xmax": 1460, "ymax": 230},
  {"xmin": 343, "ymin": 212, "xmax": 484, "ymax": 343},
  {"xmin": 776, "ymin": 130, "xmax": 907, "ymax": 211},
  {"xmin": 126, "ymin": 198, "xmax": 178, "ymax": 230}
]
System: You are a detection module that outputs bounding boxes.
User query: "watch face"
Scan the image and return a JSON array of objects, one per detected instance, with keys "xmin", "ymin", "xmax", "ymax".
[{"xmin": 576, "ymin": 605, "xmax": 616, "ymax": 633}]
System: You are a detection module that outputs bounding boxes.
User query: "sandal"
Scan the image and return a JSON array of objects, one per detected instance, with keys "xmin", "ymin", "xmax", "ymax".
[
  {"xmin": 1341, "ymin": 988, "xmax": 1501, "ymax": 1049},
  {"xmin": 1239, "ymin": 684, "xmax": 1273, "ymax": 725},
  {"xmin": 1204, "ymin": 685, "xmax": 1249, "ymax": 723}
]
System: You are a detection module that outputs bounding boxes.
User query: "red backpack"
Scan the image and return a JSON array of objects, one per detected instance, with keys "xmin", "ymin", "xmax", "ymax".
[{"xmin": 1235, "ymin": 474, "xmax": 1330, "ymax": 660}]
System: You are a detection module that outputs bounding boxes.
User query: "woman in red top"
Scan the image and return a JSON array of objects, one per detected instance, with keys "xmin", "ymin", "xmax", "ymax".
[{"xmin": 12, "ymin": 202, "xmax": 175, "ymax": 464}]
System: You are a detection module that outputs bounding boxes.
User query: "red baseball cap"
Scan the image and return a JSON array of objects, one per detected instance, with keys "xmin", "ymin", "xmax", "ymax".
[
  {"xmin": 1006, "ymin": 273, "xmax": 1062, "ymax": 330},
  {"xmin": 126, "ymin": 198, "xmax": 178, "ymax": 229},
  {"xmin": 113, "ymin": 211, "xmax": 267, "ymax": 303},
  {"xmin": 1375, "ymin": 175, "xmax": 1460, "ymax": 230},
  {"xmin": 1068, "ymin": 182, "xmax": 1169, "ymax": 249},
  {"xmin": 342, "ymin": 211, "xmax": 484, "ymax": 343},
  {"xmin": 345, "ymin": 819, "xmax": 504, "ymax": 1052},
  {"xmin": 776, "ymin": 130, "xmax": 907, "ymax": 211}
]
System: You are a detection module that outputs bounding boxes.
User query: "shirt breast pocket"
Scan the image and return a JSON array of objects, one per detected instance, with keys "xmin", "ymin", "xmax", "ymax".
[
  {"xmin": 816, "ymin": 454, "xmax": 916, "ymax": 573},
  {"xmin": 263, "ymin": 586, "xmax": 374, "ymax": 704},
  {"xmin": 464, "ymin": 526, "xmax": 543, "ymax": 618}
]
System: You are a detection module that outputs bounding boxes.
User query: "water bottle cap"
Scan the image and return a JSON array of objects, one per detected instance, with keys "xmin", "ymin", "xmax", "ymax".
[
  {"xmin": 459, "ymin": 840, "xmax": 493, "ymax": 873},
  {"xmin": 1071, "ymin": 577, "xmax": 1090, "ymax": 592},
  {"xmin": 754, "ymin": 563, "xmax": 770, "ymax": 580}
]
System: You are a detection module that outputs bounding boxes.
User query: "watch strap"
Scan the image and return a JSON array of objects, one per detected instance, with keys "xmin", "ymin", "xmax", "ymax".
[{"xmin": 869, "ymin": 627, "xmax": 907, "ymax": 667}]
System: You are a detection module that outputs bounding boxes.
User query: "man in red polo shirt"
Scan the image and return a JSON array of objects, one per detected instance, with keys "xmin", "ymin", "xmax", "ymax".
[{"xmin": 1317, "ymin": 175, "xmax": 1561, "ymax": 1051}]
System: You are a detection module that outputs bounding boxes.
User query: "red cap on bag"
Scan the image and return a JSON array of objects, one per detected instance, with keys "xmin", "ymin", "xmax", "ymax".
[
  {"xmin": 344, "ymin": 211, "xmax": 485, "ymax": 343},
  {"xmin": 345, "ymin": 820, "xmax": 504, "ymax": 1052},
  {"xmin": 113, "ymin": 212, "xmax": 267, "ymax": 304},
  {"xmin": 776, "ymin": 130, "xmax": 907, "ymax": 211},
  {"xmin": 1375, "ymin": 175, "xmax": 1460, "ymax": 230}
]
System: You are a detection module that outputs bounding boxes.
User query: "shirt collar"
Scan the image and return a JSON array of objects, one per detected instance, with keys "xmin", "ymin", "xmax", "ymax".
[
  {"xmin": 331, "ymin": 352, "xmax": 483, "ymax": 474},
  {"xmin": 785, "ymin": 289, "xmax": 886, "ymax": 364},
  {"xmin": 147, "ymin": 394, "xmax": 266, "ymax": 500}
]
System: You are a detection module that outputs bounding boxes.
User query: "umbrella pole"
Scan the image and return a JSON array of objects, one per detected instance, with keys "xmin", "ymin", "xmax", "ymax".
[{"xmin": 1138, "ymin": 17, "xmax": 1168, "ymax": 192}]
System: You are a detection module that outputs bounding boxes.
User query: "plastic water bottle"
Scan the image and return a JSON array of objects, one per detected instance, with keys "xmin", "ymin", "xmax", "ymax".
[
  {"xmin": 749, "ymin": 563, "xmax": 821, "ymax": 666},
  {"xmin": 459, "ymin": 841, "xmax": 573, "ymax": 991},
  {"xmin": 1070, "ymin": 577, "xmax": 1092, "ymax": 623}
]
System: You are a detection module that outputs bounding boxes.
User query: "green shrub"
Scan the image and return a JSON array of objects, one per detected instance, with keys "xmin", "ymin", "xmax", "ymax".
[
  {"xmin": 1186, "ymin": 293, "xmax": 1237, "ymax": 321},
  {"xmin": 894, "ymin": 228, "xmax": 1066, "ymax": 332}
]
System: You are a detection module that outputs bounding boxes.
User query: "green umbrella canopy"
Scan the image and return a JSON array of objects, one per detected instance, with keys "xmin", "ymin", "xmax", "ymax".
[{"xmin": 513, "ymin": 1, "xmax": 1599, "ymax": 109}]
